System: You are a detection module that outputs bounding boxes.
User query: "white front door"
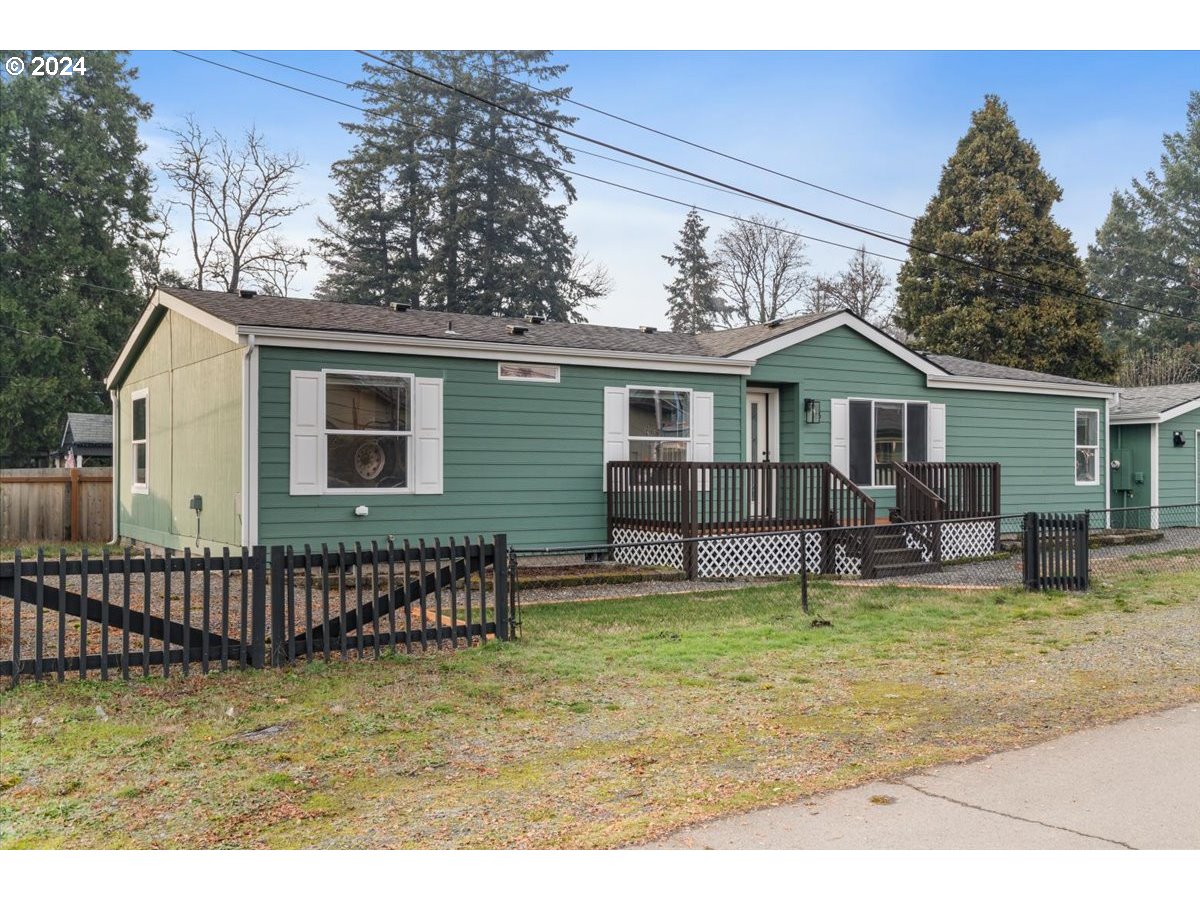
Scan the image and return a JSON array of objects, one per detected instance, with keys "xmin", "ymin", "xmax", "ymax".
[
  {"xmin": 746, "ymin": 390, "xmax": 775, "ymax": 463},
  {"xmin": 746, "ymin": 389, "xmax": 779, "ymax": 518}
]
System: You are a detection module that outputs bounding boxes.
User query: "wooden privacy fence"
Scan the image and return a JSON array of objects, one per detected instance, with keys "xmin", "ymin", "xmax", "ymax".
[
  {"xmin": 0, "ymin": 535, "xmax": 512, "ymax": 686},
  {"xmin": 1022, "ymin": 512, "xmax": 1089, "ymax": 591},
  {"xmin": 0, "ymin": 467, "xmax": 113, "ymax": 543}
]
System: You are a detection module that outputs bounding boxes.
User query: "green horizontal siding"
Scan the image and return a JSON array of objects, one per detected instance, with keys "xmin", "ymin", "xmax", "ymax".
[
  {"xmin": 256, "ymin": 347, "xmax": 743, "ymax": 547},
  {"xmin": 1158, "ymin": 408, "xmax": 1200, "ymax": 511},
  {"xmin": 752, "ymin": 327, "xmax": 1110, "ymax": 514}
]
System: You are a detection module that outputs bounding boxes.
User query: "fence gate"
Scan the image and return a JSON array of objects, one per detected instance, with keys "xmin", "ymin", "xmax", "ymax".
[{"xmin": 1022, "ymin": 512, "xmax": 1089, "ymax": 591}]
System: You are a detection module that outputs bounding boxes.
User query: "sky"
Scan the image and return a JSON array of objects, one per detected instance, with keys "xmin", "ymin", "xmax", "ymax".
[{"xmin": 128, "ymin": 50, "xmax": 1198, "ymax": 328}]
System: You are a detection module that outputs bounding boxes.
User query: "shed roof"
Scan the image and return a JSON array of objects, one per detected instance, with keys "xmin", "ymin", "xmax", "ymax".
[{"xmin": 61, "ymin": 412, "xmax": 112, "ymax": 450}]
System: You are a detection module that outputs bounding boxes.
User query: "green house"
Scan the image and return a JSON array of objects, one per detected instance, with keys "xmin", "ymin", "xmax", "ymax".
[
  {"xmin": 1110, "ymin": 384, "xmax": 1200, "ymax": 528},
  {"xmin": 105, "ymin": 287, "xmax": 1125, "ymax": 551}
]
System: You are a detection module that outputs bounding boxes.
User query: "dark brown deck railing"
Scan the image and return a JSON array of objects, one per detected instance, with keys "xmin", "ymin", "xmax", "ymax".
[
  {"xmin": 606, "ymin": 461, "xmax": 878, "ymax": 543},
  {"xmin": 894, "ymin": 461, "xmax": 1002, "ymax": 520}
]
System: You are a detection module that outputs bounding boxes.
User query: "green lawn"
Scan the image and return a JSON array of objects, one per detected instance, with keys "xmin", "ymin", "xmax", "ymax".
[{"xmin": 2, "ymin": 557, "xmax": 1198, "ymax": 849}]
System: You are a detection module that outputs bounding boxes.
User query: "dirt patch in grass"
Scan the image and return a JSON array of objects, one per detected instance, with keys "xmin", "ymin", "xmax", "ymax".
[{"xmin": 1, "ymin": 560, "xmax": 1197, "ymax": 849}]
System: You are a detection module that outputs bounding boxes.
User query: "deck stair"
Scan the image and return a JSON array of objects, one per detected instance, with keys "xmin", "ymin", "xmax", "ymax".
[{"xmin": 862, "ymin": 522, "xmax": 941, "ymax": 579}]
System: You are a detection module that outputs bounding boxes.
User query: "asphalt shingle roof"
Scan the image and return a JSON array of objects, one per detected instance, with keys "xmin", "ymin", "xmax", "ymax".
[
  {"xmin": 1114, "ymin": 383, "xmax": 1200, "ymax": 418},
  {"xmin": 168, "ymin": 288, "xmax": 835, "ymax": 359},
  {"xmin": 62, "ymin": 412, "xmax": 112, "ymax": 449},
  {"xmin": 158, "ymin": 289, "xmax": 1114, "ymax": 394},
  {"xmin": 923, "ymin": 353, "xmax": 1112, "ymax": 388}
]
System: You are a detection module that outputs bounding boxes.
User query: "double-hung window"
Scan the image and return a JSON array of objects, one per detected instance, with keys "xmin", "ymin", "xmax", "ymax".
[
  {"xmin": 131, "ymin": 389, "xmax": 148, "ymax": 494},
  {"xmin": 1074, "ymin": 409, "xmax": 1100, "ymax": 486},
  {"xmin": 324, "ymin": 372, "xmax": 412, "ymax": 491},
  {"xmin": 627, "ymin": 387, "xmax": 691, "ymax": 462},
  {"xmin": 848, "ymin": 399, "xmax": 929, "ymax": 487}
]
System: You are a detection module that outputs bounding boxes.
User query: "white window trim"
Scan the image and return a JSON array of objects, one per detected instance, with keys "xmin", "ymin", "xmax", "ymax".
[
  {"xmin": 848, "ymin": 397, "xmax": 930, "ymax": 489},
  {"xmin": 626, "ymin": 385, "xmax": 695, "ymax": 462},
  {"xmin": 497, "ymin": 361, "xmax": 560, "ymax": 383},
  {"xmin": 1074, "ymin": 408, "xmax": 1101, "ymax": 487},
  {"xmin": 130, "ymin": 387, "xmax": 149, "ymax": 495},
  {"xmin": 321, "ymin": 368, "xmax": 415, "ymax": 495}
]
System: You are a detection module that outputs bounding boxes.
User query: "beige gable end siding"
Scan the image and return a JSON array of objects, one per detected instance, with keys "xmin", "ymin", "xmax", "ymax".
[{"xmin": 117, "ymin": 309, "xmax": 243, "ymax": 549}]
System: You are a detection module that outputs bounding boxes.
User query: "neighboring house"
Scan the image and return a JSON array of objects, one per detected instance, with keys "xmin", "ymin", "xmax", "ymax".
[
  {"xmin": 104, "ymin": 287, "xmax": 1122, "ymax": 551},
  {"xmin": 55, "ymin": 412, "xmax": 113, "ymax": 468},
  {"xmin": 1111, "ymin": 383, "xmax": 1200, "ymax": 526}
]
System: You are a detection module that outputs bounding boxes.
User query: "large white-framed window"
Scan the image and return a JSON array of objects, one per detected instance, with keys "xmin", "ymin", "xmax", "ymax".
[
  {"xmin": 323, "ymin": 370, "xmax": 414, "ymax": 493},
  {"xmin": 130, "ymin": 388, "xmax": 149, "ymax": 494},
  {"xmin": 627, "ymin": 386, "xmax": 692, "ymax": 462},
  {"xmin": 1074, "ymin": 408, "xmax": 1100, "ymax": 486},
  {"xmin": 847, "ymin": 398, "xmax": 930, "ymax": 487}
]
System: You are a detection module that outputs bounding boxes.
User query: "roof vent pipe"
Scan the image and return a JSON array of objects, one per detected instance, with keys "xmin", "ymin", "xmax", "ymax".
[{"xmin": 239, "ymin": 288, "xmax": 257, "ymax": 299}]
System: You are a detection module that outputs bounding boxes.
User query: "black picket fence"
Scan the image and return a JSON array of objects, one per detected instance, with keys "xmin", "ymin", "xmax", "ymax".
[{"xmin": 0, "ymin": 535, "xmax": 513, "ymax": 687}]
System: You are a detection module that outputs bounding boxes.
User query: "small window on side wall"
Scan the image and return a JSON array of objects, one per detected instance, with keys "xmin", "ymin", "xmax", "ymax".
[
  {"xmin": 498, "ymin": 362, "xmax": 560, "ymax": 383},
  {"xmin": 131, "ymin": 389, "xmax": 148, "ymax": 494},
  {"xmin": 1074, "ymin": 409, "xmax": 1100, "ymax": 486}
]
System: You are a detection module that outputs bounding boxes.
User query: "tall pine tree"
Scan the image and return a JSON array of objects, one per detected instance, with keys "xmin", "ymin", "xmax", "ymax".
[
  {"xmin": 663, "ymin": 210, "xmax": 722, "ymax": 334},
  {"xmin": 0, "ymin": 51, "xmax": 156, "ymax": 465},
  {"xmin": 895, "ymin": 95, "xmax": 1114, "ymax": 382},
  {"xmin": 1087, "ymin": 90, "xmax": 1200, "ymax": 353},
  {"xmin": 316, "ymin": 51, "xmax": 594, "ymax": 320}
]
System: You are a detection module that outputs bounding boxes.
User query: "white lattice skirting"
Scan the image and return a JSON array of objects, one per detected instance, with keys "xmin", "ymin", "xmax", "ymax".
[
  {"xmin": 614, "ymin": 528, "xmax": 867, "ymax": 578},
  {"xmin": 612, "ymin": 527, "xmax": 684, "ymax": 570},
  {"xmin": 942, "ymin": 520, "xmax": 998, "ymax": 561}
]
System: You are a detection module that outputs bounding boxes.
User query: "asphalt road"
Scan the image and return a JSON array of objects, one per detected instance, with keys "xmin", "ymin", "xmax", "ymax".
[{"xmin": 650, "ymin": 704, "xmax": 1200, "ymax": 849}]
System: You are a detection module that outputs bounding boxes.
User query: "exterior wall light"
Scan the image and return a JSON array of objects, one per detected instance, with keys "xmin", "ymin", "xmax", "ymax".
[
  {"xmin": 804, "ymin": 398, "xmax": 822, "ymax": 425},
  {"xmin": 1174, "ymin": 431, "xmax": 1187, "ymax": 447}
]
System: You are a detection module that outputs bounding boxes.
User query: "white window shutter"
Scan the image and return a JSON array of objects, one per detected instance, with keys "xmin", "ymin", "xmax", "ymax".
[
  {"xmin": 830, "ymin": 398, "xmax": 849, "ymax": 476},
  {"xmin": 289, "ymin": 370, "xmax": 322, "ymax": 495},
  {"xmin": 692, "ymin": 392, "xmax": 715, "ymax": 463},
  {"xmin": 692, "ymin": 391, "xmax": 715, "ymax": 490},
  {"xmin": 929, "ymin": 403, "xmax": 947, "ymax": 462},
  {"xmin": 602, "ymin": 386, "xmax": 628, "ymax": 490},
  {"xmin": 413, "ymin": 377, "xmax": 444, "ymax": 494}
]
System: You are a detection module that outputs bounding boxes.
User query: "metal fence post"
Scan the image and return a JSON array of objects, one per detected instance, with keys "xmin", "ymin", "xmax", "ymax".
[
  {"xmin": 270, "ymin": 545, "xmax": 287, "ymax": 666},
  {"xmin": 1022, "ymin": 511, "xmax": 1039, "ymax": 591},
  {"xmin": 1077, "ymin": 512, "xmax": 1090, "ymax": 591},
  {"xmin": 250, "ymin": 545, "xmax": 267, "ymax": 668},
  {"xmin": 493, "ymin": 534, "xmax": 510, "ymax": 641}
]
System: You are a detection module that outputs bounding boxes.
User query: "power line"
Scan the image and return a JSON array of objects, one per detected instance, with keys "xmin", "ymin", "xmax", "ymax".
[
  {"xmin": 355, "ymin": 50, "xmax": 1199, "ymax": 326},
  {"xmin": 232, "ymin": 50, "xmax": 764, "ymax": 209},
  {"xmin": 175, "ymin": 51, "xmax": 1199, "ymax": 328},
  {"xmin": 247, "ymin": 49, "xmax": 1173, "ymax": 305}
]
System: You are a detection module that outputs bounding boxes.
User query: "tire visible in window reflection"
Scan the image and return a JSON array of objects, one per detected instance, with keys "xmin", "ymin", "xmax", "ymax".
[{"xmin": 327, "ymin": 434, "xmax": 408, "ymax": 489}]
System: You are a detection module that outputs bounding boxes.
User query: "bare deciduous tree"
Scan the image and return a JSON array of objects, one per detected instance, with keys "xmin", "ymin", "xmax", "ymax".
[
  {"xmin": 1116, "ymin": 343, "xmax": 1200, "ymax": 387},
  {"xmin": 806, "ymin": 245, "xmax": 894, "ymax": 329},
  {"xmin": 715, "ymin": 216, "xmax": 808, "ymax": 326},
  {"xmin": 159, "ymin": 115, "xmax": 307, "ymax": 293},
  {"xmin": 241, "ymin": 237, "xmax": 308, "ymax": 298},
  {"xmin": 562, "ymin": 252, "xmax": 613, "ymax": 321}
]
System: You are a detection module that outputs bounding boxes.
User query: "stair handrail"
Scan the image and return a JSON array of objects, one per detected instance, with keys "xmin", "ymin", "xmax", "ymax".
[
  {"xmin": 893, "ymin": 462, "xmax": 945, "ymax": 522},
  {"xmin": 823, "ymin": 463, "xmax": 877, "ymax": 526}
]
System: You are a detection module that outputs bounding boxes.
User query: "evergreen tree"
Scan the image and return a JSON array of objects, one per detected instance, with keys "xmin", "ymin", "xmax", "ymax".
[
  {"xmin": 316, "ymin": 50, "xmax": 432, "ymax": 306},
  {"xmin": 0, "ymin": 51, "xmax": 156, "ymax": 465},
  {"xmin": 316, "ymin": 51, "xmax": 597, "ymax": 320},
  {"xmin": 895, "ymin": 95, "xmax": 1115, "ymax": 382},
  {"xmin": 1087, "ymin": 90, "xmax": 1200, "ymax": 352},
  {"xmin": 663, "ymin": 210, "xmax": 721, "ymax": 333}
]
